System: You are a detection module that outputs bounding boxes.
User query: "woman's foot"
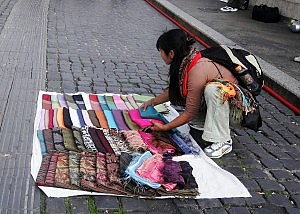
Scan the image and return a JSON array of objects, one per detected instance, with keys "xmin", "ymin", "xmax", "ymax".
[{"xmin": 204, "ymin": 139, "xmax": 232, "ymax": 158}]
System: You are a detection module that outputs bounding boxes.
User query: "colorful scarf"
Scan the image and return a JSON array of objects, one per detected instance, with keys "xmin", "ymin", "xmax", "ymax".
[{"xmin": 179, "ymin": 47, "xmax": 202, "ymax": 97}]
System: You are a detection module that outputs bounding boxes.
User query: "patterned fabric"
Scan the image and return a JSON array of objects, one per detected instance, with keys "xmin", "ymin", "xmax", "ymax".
[
  {"xmin": 52, "ymin": 128, "xmax": 68, "ymax": 152},
  {"xmin": 97, "ymin": 95, "xmax": 109, "ymax": 110},
  {"xmin": 124, "ymin": 151, "xmax": 161, "ymax": 189},
  {"xmin": 53, "ymin": 108, "xmax": 59, "ymax": 127},
  {"xmin": 168, "ymin": 133, "xmax": 192, "ymax": 154},
  {"xmin": 51, "ymin": 94, "xmax": 60, "ymax": 109},
  {"xmin": 103, "ymin": 110, "xmax": 118, "ymax": 129},
  {"xmin": 132, "ymin": 94, "xmax": 169, "ymax": 113},
  {"xmin": 37, "ymin": 130, "xmax": 47, "ymax": 156},
  {"xmin": 126, "ymin": 95, "xmax": 139, "ymax": 109},
  {"xmin": 80, "ymin": 153, "xmax": 97, "ymax": 182},
  {"xmin": 88, "ymin": 127, "xmax": 106, "ymax": 153},
  {"xmin": 128, "ymin": 109, "xmax": 163, "ymax": 129},
  {"xmin": 43, "ymin": 129, "xmax": 55, "ymax": 153},
  {"xmin": 102, "ymin": 129, "xmax": 120, "ymax": 155},
  {"xmin": 89, "ymin": 94, "xmax": 102, "ymax": 110},
  {"xmin": 112, "ymin": 110, "xmax": 129, "ymax": 130},
  {"xmin": 76, "ymin": 109, "xmax": 86, "ymax": 127},
  {"xmin": 73, "ymin": 94, "xmax": 86, "ymax": 110},
  {"xmin": 69, "ymin": 151, "xmax": 81, "ymax": 187},
  {"xmin": 44, "ymin": 109, "xmax": 49, "ymax": 129},
  {"xmin": 94, "ymin": 110, "xmax": 109, "ymax": 129},
  {"xmin": 104, "ymin": 95, "xmax": 117, "ymax": 110},
  {"xmin": 139, "ymin": 106, "xmax": 169, "ymax": 124},
  {"xmin": 95, "ymin": 129, "xmax": 115, "ymax": 154},
  {"xmin": 39, "ymin": 109, "xmax": 45, "ymax": 130},
  {"xmin": 120, "ymin": 130, "xmax": 147, "ymax": 153},
  {"xmin": 82, "ymin": 110, "xmax": 95, "ymax": 127},
  {"xmin": 57, "ymin": 107, "xmax": 66, "ymax": 128},
  {"xmin": 72, "ymin": 126, "xmax": 87, "ymax": 152},
  {"xmin": 45, "ymin": 152, "xmax": 59, "ymax": 186},
  {"xmin": 42, "ymin": 94, "xmax": 52, "ymax": 110},
  {"xmin": 121, "ymin": 95, "xmax": 134, "ymax": 109},
  {"xmin": 122, "ymin": 110, "xmax": 140, "ymax": 130},
  {"xmin": 57, "ymin": 94, "xmax": 68, "ymax": 108},
  {"xmin": 36, "ymin": 155, "xmax": 51, "ymax": 186},
  {"xmin": 55, "ymin": 152, "xmax": 75, "ymax": 189},
  {"xmin": 87, "ymin": 110, "xmax": 101, "ymax": 127},
  {"xmin": 81, "ymin": 126, "xmax": 98, "ymax": 153},
  {"xmin": 113, "ymin": 95, "xmax": 128, "ymax": 110},
  {"xmin": 69, "ymin": 107, "xmax": 81, "ymax": 127},
  {"xmin": 108, "ymin": 129, "xmax": 131, "ymax": 154},
  {"xmin": 64, "ymin": 94, "xmax": 78, "ymax": 109},
  {"xmin": 136, "ymin": 154, "xmax": 177, "ymax": 191},
  {"xmin": 48, "ymin": 109, "xmax": 54, "ymax": 129},
  {"xmin": 62, "ymin": 128, "xmax": 79, "ymax": 152},
  {"xmin": 63, "ymin": 107, "xmax": 73, "ymax": 129}
]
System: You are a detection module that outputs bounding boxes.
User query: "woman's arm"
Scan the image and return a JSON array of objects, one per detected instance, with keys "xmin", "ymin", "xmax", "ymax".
[
  {"xmin": 151, "ymin": 110, "xmax": 194, "ymax": 132},
  {"xmin": 141, "ymin": 90, "xmax": 169, "ymax": 110}
]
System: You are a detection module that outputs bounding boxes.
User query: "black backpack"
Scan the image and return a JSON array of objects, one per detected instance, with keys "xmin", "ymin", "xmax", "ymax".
[{"xmin": 201, "ymin": 45, "xmax": 264, "ymax": 96}]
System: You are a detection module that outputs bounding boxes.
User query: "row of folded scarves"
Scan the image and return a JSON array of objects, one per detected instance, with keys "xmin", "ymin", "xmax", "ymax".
[
  {"xmin": 36, "ymin": 93, "xmax": 200, "ymax": 196},
  {"xmin": 40, "ymin": 93, "xmax": 169, "ymax": 131},
  {"xmin": 36, "ymin": 151, "xmax": 198, "ymax": 197}
]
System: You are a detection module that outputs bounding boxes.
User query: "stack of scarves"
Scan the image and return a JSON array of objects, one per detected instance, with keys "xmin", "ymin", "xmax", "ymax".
[
  {"xmin": 122, "ymin": 151, "xmax": 198, "ymax": 196},
  {"xmin": 36, "ymin": 151, "xmax": 198, "ymax": 196},
  {"xmin": 37, "ymin": 127, "xmax": 191, "ymax": 158}
]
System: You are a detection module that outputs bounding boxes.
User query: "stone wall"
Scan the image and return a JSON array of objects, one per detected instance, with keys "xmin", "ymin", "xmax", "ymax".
[{"xmin": 250, "ymin": 0, "xmax": 300, "ymax": 19}]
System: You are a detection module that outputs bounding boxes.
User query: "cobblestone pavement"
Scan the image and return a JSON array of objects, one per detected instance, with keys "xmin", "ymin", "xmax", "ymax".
[{"xmin": 0, "ymin": 0, "xmax": 298, "ymax": 213}]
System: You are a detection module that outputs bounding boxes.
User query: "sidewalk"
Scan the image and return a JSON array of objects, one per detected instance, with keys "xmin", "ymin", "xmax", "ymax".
[{"xmin": 148, "ymin": 0, "xmax": 300, "ymax": 111}]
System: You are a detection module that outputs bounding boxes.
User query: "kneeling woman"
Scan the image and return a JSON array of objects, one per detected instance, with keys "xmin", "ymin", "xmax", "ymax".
[{"xmin": 141, "ymin": 29, "xmax": 239, "ymax": 159}]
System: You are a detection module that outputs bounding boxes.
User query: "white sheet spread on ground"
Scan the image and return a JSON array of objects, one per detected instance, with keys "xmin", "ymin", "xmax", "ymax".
[{"xmin": 31, "ymin": 91, "xmax": 251, "ymax": 198}]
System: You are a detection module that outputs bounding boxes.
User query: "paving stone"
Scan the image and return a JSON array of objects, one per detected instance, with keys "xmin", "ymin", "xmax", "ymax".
[
  {"xmin": 256, "ymin": 179, "xmax": 285, "ymax": 192},
  {"xmin": 266, "ymin": 193, "xmax": 295, "ymax": 208},
  {"xmin": 281, "ymin": 181, "xmax": 300, "ymax": 194},
  {"xmin": 251, "ymin": 204, "xmax": 287, "ymax": 214},
  {"xmin": 178, "ymin": 207, "xmax": 203, "ymax": 214},
  {"xmin": 45, "ymin": 197, "xmax": 66, "ymax": 214},
  {"xmin": 247, "ymin": 168, "xmax": 269, "ymax": 179},
  {"xmin": 281, "ymin": 159, "xmax": 300, "ymax": 171},
  {"xmin": 284, "ymin": 207, "xmax": 300, "ymax": 214},
  {"xmin": 69, "ymin": 197, "xmax": 89, "ymax": 213},
  {"xmin": 221, "ymin": 197, "xmax": 246, "ymax": 207},
  {"xmin": 239, "ymin": 178, "xmax": 261, "ymax": 192},
  {"xmin": 197, "ymin": 199, "xmax": 222, "ymax": 209},
  {"xmin": 227, "ymin": 207, "xmax": 251, "ymax": 214},
  {"xmin": 172, "ymin": 198, "xmax": 198, "ymax": 208},
  {"xmin": 244, "ymin": 192, "xmax": 266, "ymax": 206},
  {"xmin": 94, "ymin": 196, "xmax": 119, "ymax": 210},
  {"xmin": 269, "ymin": 169, "xmax": 296, "ymax": 181},
  {"xmin": 121, "ymin": 198, "xmax": 178, "ymax": 213},
  {"xmin": 224, "ymin": 166, "xmax": 247, "ymax": 178},
  {"xmin": 203, "ymin": 207, "xmax": 228, "ymax": 214},
  {"xmin": 259, "ymin": 157, "xmax": 284, "ymax": 170}
]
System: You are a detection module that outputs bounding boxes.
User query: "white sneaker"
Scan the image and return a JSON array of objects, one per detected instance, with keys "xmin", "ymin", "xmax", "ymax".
[
  {"xmin": 204, "ymin": 139, "xmax": 232, "ymax": 158},
  {"xmin": 294, "ymin": 56, "xmax": 300, "ymax": 63}
]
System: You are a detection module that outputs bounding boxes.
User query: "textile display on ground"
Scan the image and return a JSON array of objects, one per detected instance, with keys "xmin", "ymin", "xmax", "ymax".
[{"xmin": 31, "ymin": 91, "xmax": 251, "ymax": 198}]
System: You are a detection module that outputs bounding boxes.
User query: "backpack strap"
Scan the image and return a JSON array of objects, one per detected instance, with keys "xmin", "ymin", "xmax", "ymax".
[{"xmin": 211, "ymin": 61, "xmax": 223, "ymax": 78}]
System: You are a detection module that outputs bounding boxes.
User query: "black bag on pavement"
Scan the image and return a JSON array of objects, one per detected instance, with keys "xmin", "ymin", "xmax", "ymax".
[
  {"xmin": 252, "ymin": 5, "xmax": 281, "ymax": 23},
  {"xmin": 241, "ymin": 104, "xmax": 262, "ymax": 131},
  {"xmin": 227, "ymin": 0, "xmax": 249, "ymax": 10}
]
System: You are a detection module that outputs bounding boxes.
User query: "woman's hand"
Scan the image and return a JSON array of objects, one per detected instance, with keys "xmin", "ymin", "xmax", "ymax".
[
  {"xmin": 150, "ymin": 120, "xmax": 169, "ymax": 132},
  {"xmin": 140, "ymin": 98, "xmax": 154, "ymax": 111}
]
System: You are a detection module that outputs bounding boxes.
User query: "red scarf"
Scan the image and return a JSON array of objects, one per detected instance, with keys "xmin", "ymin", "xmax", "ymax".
[{"xmin": 179, "ymin": 48, "xmax": 202, "ymax": 97}]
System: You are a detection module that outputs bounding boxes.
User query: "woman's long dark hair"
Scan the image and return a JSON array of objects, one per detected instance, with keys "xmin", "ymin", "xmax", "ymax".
[{"xmin": 156, "ymin": 29, "xmax": 195, "ymax": 105}]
